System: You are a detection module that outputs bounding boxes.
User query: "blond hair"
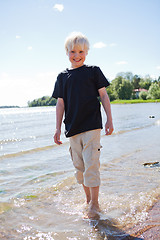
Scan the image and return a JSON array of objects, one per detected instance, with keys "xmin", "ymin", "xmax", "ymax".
[{"xmin": 65, "ymin": 32, "xmax": 90, "ymax": 54}]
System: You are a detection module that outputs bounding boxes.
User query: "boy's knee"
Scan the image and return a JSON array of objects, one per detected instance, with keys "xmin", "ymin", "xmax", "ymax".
[
  {"xmin": 84, "ymin": 168, "xmax": 100, "ymax": 187},
  {"xmin": 75, "ymin": 171, "xmax": 84, "ymax": 184}
]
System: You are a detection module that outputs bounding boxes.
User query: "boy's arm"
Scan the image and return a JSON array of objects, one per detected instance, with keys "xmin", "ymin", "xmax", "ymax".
[
  {"xmin": 98, "ymin": 87, "xmax": 114, "ymax": 135},
  {"xmin": 54, "ymin": 98, "xmax": 65, "ymax": 145}
]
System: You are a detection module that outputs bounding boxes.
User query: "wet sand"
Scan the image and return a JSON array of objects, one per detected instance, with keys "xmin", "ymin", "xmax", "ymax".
[{"xmin": 128, "ymin": 198, "xmax": 160, "ymax": 239}]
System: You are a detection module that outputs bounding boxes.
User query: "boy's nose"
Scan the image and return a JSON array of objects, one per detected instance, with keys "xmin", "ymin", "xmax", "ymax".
[{"xmin": 74, "ymin": 52, "xmax": 79, "ymax": 57}]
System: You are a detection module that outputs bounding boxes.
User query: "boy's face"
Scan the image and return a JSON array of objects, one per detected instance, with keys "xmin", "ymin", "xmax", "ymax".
[{"xmin": 68, "ymin": 45, "xmax": 88, "ymax": 69}]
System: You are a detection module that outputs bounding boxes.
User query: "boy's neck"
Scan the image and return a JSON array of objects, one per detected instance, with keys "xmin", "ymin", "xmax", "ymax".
[{"xmin": 70, "ymin": 64, "xmax": 85, "ymax": 70}]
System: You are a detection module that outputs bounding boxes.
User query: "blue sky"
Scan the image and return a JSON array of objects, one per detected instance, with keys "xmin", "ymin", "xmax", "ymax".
[{"xmin": 0, "ymin": 0, "xmax": 160, "ymax": 106}]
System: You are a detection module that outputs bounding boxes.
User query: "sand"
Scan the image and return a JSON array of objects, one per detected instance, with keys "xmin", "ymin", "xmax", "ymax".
[{"xmin": 128, "ymin": 199, "xmax": 160, "ymax": 239}]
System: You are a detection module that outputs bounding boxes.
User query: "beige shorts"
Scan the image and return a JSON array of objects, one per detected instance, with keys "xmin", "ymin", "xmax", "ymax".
[{"xmin": 69, "ymin": 129, "xmax": 101, "ymax": 187}]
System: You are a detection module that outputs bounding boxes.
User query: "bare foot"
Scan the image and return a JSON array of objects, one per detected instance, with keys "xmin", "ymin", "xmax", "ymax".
[{"xmin": 87, "ymin": 203, "xmax": 100, "ymax": 220}]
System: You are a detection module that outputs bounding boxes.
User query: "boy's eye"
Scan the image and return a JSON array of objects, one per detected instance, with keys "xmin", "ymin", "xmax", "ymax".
[{"xmin": 70, "ymin": 50, "xmax": 84, "ymax": 54}]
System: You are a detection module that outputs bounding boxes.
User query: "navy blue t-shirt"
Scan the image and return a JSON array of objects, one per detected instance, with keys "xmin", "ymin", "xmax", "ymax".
[{"xmin": 52, "ymin": 65, "xmax": 110, "ymax": 137}]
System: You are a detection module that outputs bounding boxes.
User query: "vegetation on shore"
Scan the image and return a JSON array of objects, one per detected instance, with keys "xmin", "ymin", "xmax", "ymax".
[
  {"xmin": 28, "ymin": 96, "xmax": 57, "ymax": 107},
  {"xmin": 111, "ymin": 99, "xmax": 160, "ymax": 104},
  {"xmin": 107, "ymin": 72, "xmax": 160, "ymax": 101},
  {"xmin": 0, "ymin": 106, "xmax": 20, "ymax": 109}
]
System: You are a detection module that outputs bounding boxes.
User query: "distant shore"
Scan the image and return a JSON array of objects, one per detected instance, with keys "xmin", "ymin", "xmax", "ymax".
[
  {"xmin": 0, "ymin": 106, "xmax": 20, "ymax": 109},
  {"xmin": 1, "ymin": 99, "xmax": 160, "ymax": 109},
  {"xmin": 111, "ymin": 99, "xmax": 160, "ymax": 104}
]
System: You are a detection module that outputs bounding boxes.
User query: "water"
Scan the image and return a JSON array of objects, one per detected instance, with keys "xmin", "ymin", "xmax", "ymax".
[{"xmin": 0, "ymin": 103, "xmax": 160, "ymax": 239}]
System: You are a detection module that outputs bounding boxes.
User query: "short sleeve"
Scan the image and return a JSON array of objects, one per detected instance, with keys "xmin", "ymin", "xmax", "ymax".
[
  {"xmin": 52, "ymin": 74, "xmax": 63, "ymax": 99},
  {"xmin": 94, "ymin": 66, "xmax": 110, "ymax": 89}
]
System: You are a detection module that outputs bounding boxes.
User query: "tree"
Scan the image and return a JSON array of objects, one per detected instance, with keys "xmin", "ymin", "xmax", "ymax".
[
  {"xmin": 147, "ymin": 83, "xmax": 160, "ymax": 99},
  {"xmin": 28, "ymin": 96, "xmax": 57, "ymax": 107},
  {"xmin": 139, "ymin": 79, "xmax": 152, "ymax": 90},
  {"xmin": 111, "ymin": 76, "xmax": 123, "ymax": 99},
  {"xmin": 117, "ymin": 79, "xmax": 133, "ymax": 100},
  {"xmin": 153, "ymin": 76, "xmax": 160, "ymax": 87},
  {"xmin": 111, "ymin": 77, "xmax": 133, "ymax": 100},
  {"xmin": 106, "ymin": 85, "xmax": 116, "ymax": 101},
  {"xmin": 139, "ymin": 91, "xmax": 148, "ymax": 100},
  {"xmin": 116, "ymin": 72, "xmax": 134, "ymax": 81},
  {"xmin": 131, "ymin": 75, "xmax": 141, "ymax": 89}
]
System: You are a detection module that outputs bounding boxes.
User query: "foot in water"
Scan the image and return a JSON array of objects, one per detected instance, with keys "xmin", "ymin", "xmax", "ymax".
[{"xmin": 87, "ymin": 203, "xmax": 100, "ymax": 220}]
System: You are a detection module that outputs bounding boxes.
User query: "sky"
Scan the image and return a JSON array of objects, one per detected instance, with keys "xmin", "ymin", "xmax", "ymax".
[{"xmin": 0, "ymin": 0, "xmax": 160, "ymax": 107}]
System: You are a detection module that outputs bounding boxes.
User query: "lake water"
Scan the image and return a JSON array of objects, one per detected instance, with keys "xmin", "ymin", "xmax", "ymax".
[{"xmin": 0, "ymin": 103, "xmax": 160, "ymax": 239}]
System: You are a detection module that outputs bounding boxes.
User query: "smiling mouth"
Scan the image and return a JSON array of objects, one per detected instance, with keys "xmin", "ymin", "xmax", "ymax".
[{"xmin": 74, "ymin": 59, "xmax": 81, "ymax": 62}]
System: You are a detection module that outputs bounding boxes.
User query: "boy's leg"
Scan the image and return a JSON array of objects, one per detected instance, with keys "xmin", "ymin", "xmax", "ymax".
[
  {"xmin": 90, "ymin": 186, "xmax": 99, "ymax": 207},
  {"xmin": 82, "ymin": 129, "xmax": 101, "ymax": 218},
  {"xmin": 87, "ymin": 186, "xmax": 100, "ymax": 219},
  {"xmin": 69, "ymin": 130, "xmax": 101, "ymax": 217},
  {"xmin": 82, "ymin": 184, "xmax": 91, "ymax": 204},
  {"xmin": 82, "ymin": 185, "xmax": 100, "ymax": 207}
]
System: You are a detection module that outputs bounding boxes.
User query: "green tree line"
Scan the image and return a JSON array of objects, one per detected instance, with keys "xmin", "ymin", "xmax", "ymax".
[
  {"xmin": 107, "ymin": 72, "xmax": 160, "ymax": 101},
  {"xmin": 28, "ymin": 96, "xmax": 57, "ymax": 107},
  {"xmin": 28, "ymin": 72, "xmax": 160, "ymax": 107}
]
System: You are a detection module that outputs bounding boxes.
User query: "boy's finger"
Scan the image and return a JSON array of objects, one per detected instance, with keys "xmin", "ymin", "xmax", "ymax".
[
  {"xmin": 56, "ymin": 137, "xmax": 62, "ymax": 145},
  {"xmin": 105, "ymin": 128, "xmax": 109, "ymax": 135},
  {"xmin": 54, "ymin": 134, "xmax": 62, "ymax": 145},
  {"xmin": 57, "ymin": 139, "xmax": 62, "ymax": 145},
  {"xmin": 105, "ymin": 127, "xmax": 113, "ymax": 135}
]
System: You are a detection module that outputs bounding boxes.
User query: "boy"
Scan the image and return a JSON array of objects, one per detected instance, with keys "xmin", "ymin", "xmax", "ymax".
[{"xmin": 52, "ymin": 32, "xmax": 113, "ymax": 219}]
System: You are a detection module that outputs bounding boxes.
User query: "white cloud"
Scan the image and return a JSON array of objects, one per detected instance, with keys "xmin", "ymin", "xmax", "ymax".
[
  {"xmin": 16, "ymin": 35, "xmax": 21, "ymax": 39},
  {"xmin": 93, "ymin": 42, "xmax": 107, "ymax": 49},
  {"xmin": 116, "ymin": 61, "xmax": 128, "ymax": 65},
  {"xmin": 93, "ymin": 42, "xmax": 117, "ymax": 48},
  {"xmin": 28, "ymin": 46, "xmax": 33, "ymax": 51},
  {"xmin": 53, "ymin": 4, "xmax": 64, "ymax": 12},
  {"xmin": 156, "ymin": 66, "xmax": 160, "ymax": 70}
]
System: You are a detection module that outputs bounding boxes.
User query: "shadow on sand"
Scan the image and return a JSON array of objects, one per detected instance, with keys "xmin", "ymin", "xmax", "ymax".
[{"xmin": 89, "ymin": 218, "xmax": 143, "ymax": 240}]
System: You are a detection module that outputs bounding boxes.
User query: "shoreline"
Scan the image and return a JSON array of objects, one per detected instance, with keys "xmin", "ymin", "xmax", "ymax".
[
  {"xmin": 111, "ymin": 99, "xmax": 160, "ymax": 104},
  {"xmin": 127, "ymin": 198, "xmax": 160, "ymax": 239},
  {"xmin": 1, "ymin": 99, "xmax": 160, "ymax": 109}
]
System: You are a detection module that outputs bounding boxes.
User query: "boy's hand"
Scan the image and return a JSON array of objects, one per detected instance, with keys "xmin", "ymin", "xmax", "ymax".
[
  {"xmin": 54, "ymin": 129, "xmax": 62, "ymax": 145},
  {"xmin": 105, "ymin": 121, "xmax": 114, "ymax": 135}
]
